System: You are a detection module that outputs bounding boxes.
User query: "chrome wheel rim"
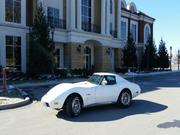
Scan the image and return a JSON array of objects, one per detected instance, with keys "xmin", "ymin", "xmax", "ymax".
[
  {"xmin": 72, "ymin": 97, "xmax": 81, "ymax": 114},
  {"xmin": 121, "ymin": 92, "xmax": 131, "ymax": 106}
]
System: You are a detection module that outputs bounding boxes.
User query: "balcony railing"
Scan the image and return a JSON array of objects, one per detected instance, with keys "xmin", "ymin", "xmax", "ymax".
[
  {"xmin": 82, "ymin": 22, "xmax": 101, "ymax": 34},
  {"xmin": 110, "ymin": 30, "xmax": 118, "ymax": 38},
  {"xmin": 48, "ymin": 17, "xmax": 66, "ymax": 29}
]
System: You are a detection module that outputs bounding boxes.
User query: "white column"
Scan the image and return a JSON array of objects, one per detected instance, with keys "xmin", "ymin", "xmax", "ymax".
[
  {"xmin": 21, "ymin": 34, "xmax": 27, "ymax": 73},
  {"xmin": 0, "ymin": 32, "xmax": 3, "ymax": 66},
  {"xmin": 101, "ymin": 0, "xmax": 106, "ymax": 34},
  {"xmin": 117, "ymin": 0, "xmax": 121, "ymax": 39},
  {"xmin": 1, "ymin": 34, "xmax": 6, "ymax": 68},
  {"xmin": 77, "ymin": 0, "xmax": 82, "ymax": 30},
  {"xmin": 66, "ymin": 0, "xmax": 69, "ymax": 29},
  {"xmin": 106, "ymin": 0, "xmax": 110, "ymax": 35},
  {"xmin": 21, "ymin": 0, "xmax": 26, "ymax": 26},
  {"xmin": 66, "ymin": 0, "xmax": 76, "ymax": 30},
  {"xmin": 0, "ymin": 0, "xmax": 5, "ymax": 22}
]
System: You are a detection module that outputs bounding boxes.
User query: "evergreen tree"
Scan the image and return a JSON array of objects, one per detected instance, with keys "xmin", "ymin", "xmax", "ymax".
[
  {"xmin": 123, "ymin": 32, "xmax": 137, "ymax": 69},
  {"xmin": 158, "ymin": 39, "xmax": 170, "ymax": 70},
  {"xmin": 28, "ymin": 3, "xmax": 55, "ymax": 74},
  {"xmin": 142, "ymin": 37, "xmax": 158, "ymax": 70}
]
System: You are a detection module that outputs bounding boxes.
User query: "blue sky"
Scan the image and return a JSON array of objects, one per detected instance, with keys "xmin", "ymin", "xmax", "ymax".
[{"xmin": 126, "ymin": 0, "xmax": 180, "ymax": 54}]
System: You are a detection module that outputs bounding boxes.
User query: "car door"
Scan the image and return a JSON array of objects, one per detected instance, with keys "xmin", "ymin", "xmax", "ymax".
[
  {"xmin": 95, "ymin": 75, "xmax": 119, "ymax": 104},
  {"xmin": 85, "ymin": 86, "xmax": 96, "ymax": 106}
]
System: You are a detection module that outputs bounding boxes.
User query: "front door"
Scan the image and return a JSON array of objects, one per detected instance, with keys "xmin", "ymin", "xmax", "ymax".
[
  {"xmin": 55, "ymin": 48, "xmax": 60, "ymax": 68},
  {"xmin": 55, "ymin": 45, "xmax": 64, "ymax": 69},
  {"xmin": 84, "ymin": 47, "xmax": 91, "ymax": 69},
  {"xmin": 95, "ymin": 75, "xmax": 119, "ymax": 104}
]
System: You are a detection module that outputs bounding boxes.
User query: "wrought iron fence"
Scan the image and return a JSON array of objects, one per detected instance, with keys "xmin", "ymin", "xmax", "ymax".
[
  {"xmin": 82, "ymin": 22, "xmax": 101, "ymax": 33},
  {"xmin": 48, "ymin": 17, "xmax": 66, "ymax": 29},
  {"xmin": 110, "ymin": 30, "xmax": 118, "ymax": 38}
]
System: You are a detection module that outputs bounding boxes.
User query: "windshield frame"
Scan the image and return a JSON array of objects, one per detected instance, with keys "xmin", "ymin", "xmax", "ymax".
[{"xmin": 88, "ymin": 74, "xmax": 104, "ymax": 85}]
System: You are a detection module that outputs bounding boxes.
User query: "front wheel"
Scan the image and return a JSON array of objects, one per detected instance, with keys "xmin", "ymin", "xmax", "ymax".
[
  {"xmin": 117, "ymin": 90, "xmax": 132, "ymax": 108},
  {"xmin": 64, "ymin": 95, "xmax": 82, "ymax": 117}
]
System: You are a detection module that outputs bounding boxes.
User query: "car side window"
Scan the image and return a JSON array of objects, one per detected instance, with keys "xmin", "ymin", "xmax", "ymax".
[{"xmin": 104, "ymin": 75, "xmax": 116, "ymax": 85}]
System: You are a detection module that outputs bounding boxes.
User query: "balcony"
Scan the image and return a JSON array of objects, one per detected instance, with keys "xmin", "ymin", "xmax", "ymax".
[
  {"xmin": 82, "ymin": 22, "xmax": 101, "ymax": 34},
  {"xmin": 48, "ymin": 17, "xmax": 66, "ymax": 29},
  {"xmin": 110, "ymin": 30, "xmax": 118, "ymax": 38}
]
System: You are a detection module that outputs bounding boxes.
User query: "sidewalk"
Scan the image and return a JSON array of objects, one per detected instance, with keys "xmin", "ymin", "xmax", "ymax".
[
  {"xmin": 12, "ymin": 78, "xmax": 86, "ymax": 89},
  {"xmin": 10, "ymin": 71, "xmax": 179, "ymax": 89}
]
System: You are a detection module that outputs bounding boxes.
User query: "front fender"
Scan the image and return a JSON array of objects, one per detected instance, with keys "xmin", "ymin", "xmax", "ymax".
[{"xmin": 56, "ymin": 88, "xmax": 87, "ymax": 108}]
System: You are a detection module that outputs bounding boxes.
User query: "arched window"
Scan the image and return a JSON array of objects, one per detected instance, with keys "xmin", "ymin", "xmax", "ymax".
[
  {"xmin": 121, "ymin": 0, "xmax": 127, "ymax": 9},
  {"xmin": 110, "ymin": 0, "xmax": 113, "ymax": 14},
  {"xmin": 130, "ymin": 6, "xmax": 135, "ymax": 13},
  {"xmin": 121, "ymin": 2, "xmax": 125, "ymax": 9},
  {"xmin": 127, "ymin": 2, "xmax": 137, "ymax": 13},
  {"xmin": 144, "ymin": 24, "xmax": 151, "ymax": 43}
]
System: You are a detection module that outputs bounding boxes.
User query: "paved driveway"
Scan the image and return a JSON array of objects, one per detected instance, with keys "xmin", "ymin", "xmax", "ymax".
[{"xmin": 0, "ymin": 73, "xmax": 180, "ymax": 135}]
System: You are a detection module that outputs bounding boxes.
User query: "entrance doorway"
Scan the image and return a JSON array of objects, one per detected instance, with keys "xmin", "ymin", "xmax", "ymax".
[{"xmin": 84, "ymin": 46, "xmax": 91, "ymax": 69}]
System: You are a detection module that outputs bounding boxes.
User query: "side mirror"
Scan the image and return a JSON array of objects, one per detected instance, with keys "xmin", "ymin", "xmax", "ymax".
[{"xmin": 101, "ymin": 80, "xmax": 108, "ymax": 85}]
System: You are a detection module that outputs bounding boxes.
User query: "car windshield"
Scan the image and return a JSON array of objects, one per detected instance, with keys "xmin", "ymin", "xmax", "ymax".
[{"xmin": 88, "ymin": 75, "xmax": 103, "ymax": 85}]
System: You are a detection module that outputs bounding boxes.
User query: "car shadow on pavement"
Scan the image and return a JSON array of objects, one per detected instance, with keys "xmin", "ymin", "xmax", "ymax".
[
  {"xmin": 56, "ymin": 99, "xmax": 168, "ymax": 122},
  {"xmin": 157, "ymin": 120, "xmax": 180, "ymax": 129}
]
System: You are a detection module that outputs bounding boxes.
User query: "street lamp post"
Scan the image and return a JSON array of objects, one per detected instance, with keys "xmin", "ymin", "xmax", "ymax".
[
  {"xmin": 49, "ymin": 25, "xmax": 55, "ymax": 74},
  {"xmin": 170, "ymin": 46, "xmax": 172, "ymax": 71},
  {"xmin": 178, "ymin": 50, "xmax": 180, "ymax": 71}
]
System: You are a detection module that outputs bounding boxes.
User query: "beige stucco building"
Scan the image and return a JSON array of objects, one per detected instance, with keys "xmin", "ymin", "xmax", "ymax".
[{"xmin": 0, "ymin": 0, "xmax": 155, "ymax": 72}]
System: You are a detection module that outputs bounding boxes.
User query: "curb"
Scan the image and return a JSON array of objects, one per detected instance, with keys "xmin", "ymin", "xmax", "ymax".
[
  {"xmin": 124, "ymin": 71, "xmax": 179, "ymax": 79},
  {"xmin": 0, "ymin": 97, "xmax": 31, "ymax": 110},
  {"xmin": 13, "ymin": 79, "xmax": 86, "ymax": 89}
]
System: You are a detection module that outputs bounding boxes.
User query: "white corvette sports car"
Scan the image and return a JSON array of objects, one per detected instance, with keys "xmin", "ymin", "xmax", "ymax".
[{"xmin": 41, "ymin": 73, "xmax": 141, "ymax": 117}]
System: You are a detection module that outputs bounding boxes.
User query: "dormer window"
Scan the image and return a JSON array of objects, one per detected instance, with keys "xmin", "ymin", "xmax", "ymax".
[
  {"xmin": 121, "ymin": 3, "xmax": 125, "ymax": 9},
  {"xmin": 127, "ymin": 2, "xmax": 137, "ymax": 13},
  {"xmin": 130, "ymin": 6, "xmax": 135, "ymax": 13},
  {"xmin": 121, "ymin": 0, "xmax": 127, "ymax": 9}
]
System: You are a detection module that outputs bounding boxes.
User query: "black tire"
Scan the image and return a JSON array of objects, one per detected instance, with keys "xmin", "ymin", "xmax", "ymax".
[
  {"xmin": 117, "ymin": 90, "xmax": 132, "ymax": 108},
  {"xmin": 64, "ymin": 95, "xmax": 82, "ymax": 117}
]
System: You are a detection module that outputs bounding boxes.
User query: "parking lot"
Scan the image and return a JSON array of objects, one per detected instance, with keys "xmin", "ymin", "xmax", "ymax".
[{"xmin": 0, "ymin": 73, "xmax": 180, "ymax": 135}]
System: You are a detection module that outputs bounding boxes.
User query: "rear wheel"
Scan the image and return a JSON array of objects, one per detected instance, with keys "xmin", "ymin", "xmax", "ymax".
[
  {"xmin": 117, "ymin": 90, "xmax": 132, "ymax": 108},
  {"xmin": 64, "ymin": 95, "xmax": 82, "ymax": 117}
]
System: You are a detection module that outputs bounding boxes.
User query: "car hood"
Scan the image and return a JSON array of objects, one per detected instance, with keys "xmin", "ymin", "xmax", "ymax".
[{"xmin": 42, "ymin": 81, "xmax": 96, "ymax": 102}]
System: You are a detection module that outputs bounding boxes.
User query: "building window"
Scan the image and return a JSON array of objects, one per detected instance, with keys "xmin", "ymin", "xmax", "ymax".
[
  {"xmin": 110, "ymin": 22, "xmax": 113, "ymax": 34},
  {"xmin": 110, "ymin": 0, "xmax": 113, "ymax": 14},
  {"xmin": 121, "ymin": 2, "xmax": 125, "ymax": 9},
  {"xmin": 82, "ymin": 0, "xmax": 91, "ymax": 31},
  {"xmin": 5, "ymin": 0, "xmax": 21, "ymax": 23},
  {"xmin": 6, "ymin": 36, "xmax": 21, "ymax": 71},
  {"xmin": 131, "ymin": 24, "xmax": 137, "ymax": 42},
  {"xmin": 130, "ymin": 6, "xmax": 135, "ymax": 13},
  {"xmin": 144, "ymin": 25, "xmax": 151, "ymax": 43},
  {"xmin": 47, "ymin": 7, "xmax": 60, "ymax": 27},
  {"xmin": 121, "ymin": 21, "xmax": 127, "ymax": 41}
]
